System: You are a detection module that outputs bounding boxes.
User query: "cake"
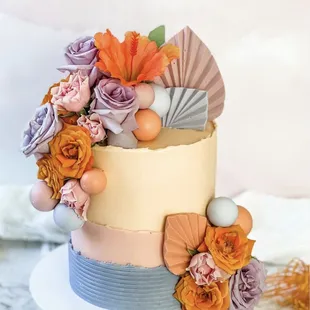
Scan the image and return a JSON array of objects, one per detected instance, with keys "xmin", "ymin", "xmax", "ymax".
[{"xmin": 22, "ymin": 26, "xmax": 266, "ymax": 310}]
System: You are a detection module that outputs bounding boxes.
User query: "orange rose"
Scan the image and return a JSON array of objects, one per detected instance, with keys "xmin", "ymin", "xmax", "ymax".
[
  {"xmin": 203, "ymin": 225, "xmax": 255, "ymax": 275},
  {"xmin": 49, "ymin": 124, "xmax": 93, "ymax": 179},
  {"xmin": 37, "ymin": 154, "xmax": 64, "ymax": 199},
  {"xmin": 174, "ymin": 273, "xmax": 230, "ymax": 310}
]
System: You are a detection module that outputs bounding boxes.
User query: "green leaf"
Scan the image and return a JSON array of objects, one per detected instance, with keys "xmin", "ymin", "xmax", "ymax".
[
  {"xmin": 78, "ymin": 108, "xmax": 87, "ymax": 116},
  {"xmin": 148, "ymin": 25, "xmax": 165, "ymax": 47},
  {"xmin": 59, "ymin": 112, "xmax": 76, "ymax": 118},
  {"xmin": 187, "ymin": 248, "xmax": 199, "ymax": 257}
]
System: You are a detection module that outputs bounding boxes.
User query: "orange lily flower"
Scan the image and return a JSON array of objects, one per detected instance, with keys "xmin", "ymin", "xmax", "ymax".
[{"xmin": 94, "ymin": 29, "xmax": 179, "ymax": 86}]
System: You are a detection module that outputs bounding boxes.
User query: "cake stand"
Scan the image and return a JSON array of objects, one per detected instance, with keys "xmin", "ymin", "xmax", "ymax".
[{"xmin": 29, "ymin": 243, "xmax": 107, "ymax": 310}]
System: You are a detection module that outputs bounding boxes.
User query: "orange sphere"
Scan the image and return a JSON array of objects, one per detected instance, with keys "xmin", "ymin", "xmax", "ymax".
[
  {"xmin": 133, "ymin": 109, "xmax": 161, "ymax": 141},
  {"xmin": 233, "ymin": 205, "xmax": 253, "ymax": 235},
  {"xmin": 80, "ymin": 168, "xmax": 107, "ymax": 195}
]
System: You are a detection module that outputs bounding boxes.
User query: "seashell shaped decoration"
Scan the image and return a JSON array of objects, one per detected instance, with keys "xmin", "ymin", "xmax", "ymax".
[
  {"xmin": 163, "ymin": 87, "xmax": 208, "ymax": 130},
  {"xmin": 163, "ymin": 213, "xmax": 209, "ymax": 275},
  {"xmin": 154, "ymin": 26, "xmax": 225, "ymax": 121}
]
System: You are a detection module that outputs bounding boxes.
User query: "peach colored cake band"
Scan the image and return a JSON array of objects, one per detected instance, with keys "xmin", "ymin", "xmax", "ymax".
[{"xmin": 71, "ymin": 221, "xmax": 164, "ymax": 268}]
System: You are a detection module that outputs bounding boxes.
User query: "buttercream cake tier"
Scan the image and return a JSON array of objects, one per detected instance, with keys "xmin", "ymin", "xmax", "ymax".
[
  {"xmin": 70, "ymin": 122, "xmax": 217, "ymax": 309},
  {"xmin": 85, "ymin": 121, "xmax": 217, "ymax": 232}
]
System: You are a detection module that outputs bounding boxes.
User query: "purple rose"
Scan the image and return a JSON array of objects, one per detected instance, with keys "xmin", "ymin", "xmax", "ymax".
[
  {"xmin": 90, "ymin": 78, "xmax": 138, "ymax": 134},
  {"xmin": 21, "ymin": 103, "xmax": 62, "ymax": 157},
  {"xmin": 65, "ymin": 36, "xmax": 97, "ymax": 65},
  {"xmin": 229, "ymin": 258, "xmax": 267, "ymax": 310},
  {"xmin": 58, "ymin": 36, "xmax": 100, "ymax": 87}
]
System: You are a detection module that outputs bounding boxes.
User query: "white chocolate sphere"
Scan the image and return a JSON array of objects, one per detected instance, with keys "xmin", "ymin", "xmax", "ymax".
[{"xmin": 149, "ymin": 84, "xmax": 171, "ymax": 117}]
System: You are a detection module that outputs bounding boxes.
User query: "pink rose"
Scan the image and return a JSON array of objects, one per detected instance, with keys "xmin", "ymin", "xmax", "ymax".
[
  {"xmin": 77, "ymin": 113, "xmax": 106, "ymax": 143},
  {"xmin": 51, "ymin": 72, "xmax": 90, "ymax": 112},
  {"xmin": 60, "ymin": 179, "xmax": 90, "ymax": 220},
  {"xmin": 187, "ymin": 252, "xmax": 230, "ymax": 286}
]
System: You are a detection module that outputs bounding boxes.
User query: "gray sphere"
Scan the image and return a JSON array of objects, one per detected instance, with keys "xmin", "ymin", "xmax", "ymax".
[
  {"xmin": 53, "ymin": 203, "xmax": 85, "ymax": 232},
  {"xmin": 206, "ymin": 197, "xmax": 238, "ymax": 227}
]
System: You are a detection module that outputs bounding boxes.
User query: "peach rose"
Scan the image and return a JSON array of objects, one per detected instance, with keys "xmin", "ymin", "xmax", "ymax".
[
  {"xmin": 77, "ymin": 113, "xmax": 106, "ymax": 143},
  {"xmin": 51, "ymin": 72, "xmax": 90, "ymax": 112},
  {"xmin": 49, "ymin": 124, "xmax": 93, "ymax": 179},
  {"xmin": 37, "ymin": 154, "xmax": 64, "ymax": 199},
  {"xmin": 187, "ymin": 252, "xmax": 230, "ymax": 286},
  {"xmin": 41, "ymin": 77, "xmax": 80, "ymax": 125},
  {"xmin": 41, "ymin": 76, "xmax": 70, "ymax": 105},
  {"xmin": 174, "ymin": 273, "xmax": 230, "ymax": 310},
  {"xmin": 60, "ymin": 179, "xmax": 90, "ymax": 220},
  {"xmin": 202, "ymin": 225, "xmax": 255, "ymax": 275}
]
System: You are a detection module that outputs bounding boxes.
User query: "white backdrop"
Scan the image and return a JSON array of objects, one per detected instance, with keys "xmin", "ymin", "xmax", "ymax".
[{"xmin": 0, "ymin": 0, "xmax": 309, "ymax": 197}]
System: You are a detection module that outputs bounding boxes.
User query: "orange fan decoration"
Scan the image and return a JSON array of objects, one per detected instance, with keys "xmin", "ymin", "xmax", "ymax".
[
  {"xmin": 264, "ymin": 259, "xmax": 309, "ymax": 310},
  {"xmin": 94, "ymin": 29, "xmax": 179, "ymax": 86}
]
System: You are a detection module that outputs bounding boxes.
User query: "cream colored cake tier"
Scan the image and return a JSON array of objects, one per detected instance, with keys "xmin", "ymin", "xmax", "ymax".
[{"xmin": 86, "ymin": 122, "xmax": 217, "ymax": 232}]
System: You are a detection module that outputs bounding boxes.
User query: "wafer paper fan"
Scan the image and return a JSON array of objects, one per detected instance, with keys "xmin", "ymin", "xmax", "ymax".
[
  {"xmin": 162, "ymin": 87, "xmax": 208, "ymax": 130},
  {"xmin": 154, "ymin": 26, "xmax": 225, "ymax": 121},
  {"xmin": 163, "ymin": 213, "xmax": 210, "ymax": 275}
]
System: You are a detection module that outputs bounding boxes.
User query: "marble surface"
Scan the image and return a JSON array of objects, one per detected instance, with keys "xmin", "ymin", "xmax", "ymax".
[{"xmin": 0, "ymin": 240, "xmax": 58, "ymax": 310}]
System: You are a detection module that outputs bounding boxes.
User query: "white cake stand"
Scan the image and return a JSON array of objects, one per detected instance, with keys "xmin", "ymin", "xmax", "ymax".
[{"xmin": 29, "ymin": 243, "xmax": 107, "ymax": 310}]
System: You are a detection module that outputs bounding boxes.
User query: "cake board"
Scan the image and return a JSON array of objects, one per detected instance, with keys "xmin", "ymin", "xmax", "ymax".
[{"xmin": 29, "ymin": 243, "xmax": 107, "ymax": 310}]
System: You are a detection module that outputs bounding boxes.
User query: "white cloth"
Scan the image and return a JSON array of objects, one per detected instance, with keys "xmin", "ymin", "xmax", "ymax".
[
  {"xmin": 0, "ymin": 185, "xmax": 68, "ymax": 243},
  {"xmin": 234, "ymin": 191, "xmax": 310, "ymax": 264}
]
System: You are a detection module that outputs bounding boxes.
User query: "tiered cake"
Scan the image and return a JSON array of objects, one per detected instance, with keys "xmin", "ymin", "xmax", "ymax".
[{"xmin": 22, "ymin": 26, "xmax": 266, "ymax": 310}]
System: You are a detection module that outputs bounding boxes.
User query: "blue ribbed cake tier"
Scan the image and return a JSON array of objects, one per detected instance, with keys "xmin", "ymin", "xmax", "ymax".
[{"xmin": 69, "ymin": 244, "xmax": 181, "ymax": 310}]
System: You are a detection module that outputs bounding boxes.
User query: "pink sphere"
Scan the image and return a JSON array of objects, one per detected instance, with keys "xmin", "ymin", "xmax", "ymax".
[
  {"xmin": 80, "ymin": 168, "xmax": 107, "ymax": 195},
  {"xmin": 30, "ymin": 181, "xmax": 59, "ymax": 212},
  {"xmin": 135, "ymin": 83, "xmax": 155, "ymax": 109}
]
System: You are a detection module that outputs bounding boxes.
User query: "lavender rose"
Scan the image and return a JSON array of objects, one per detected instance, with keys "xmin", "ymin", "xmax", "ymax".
[
  {"xmin": 90, "ymin": 78, "xmax": 138, "ymax": 134},
  {"xmin": 21, "ymin": 103, "xmax": 62, "ymax": 157},
  {"xmin": 58, "ymin": 36, "xmax": 100, "ymax": 87},
  {"xmin": 229, "ymin": 258, "xmax": 267, "ymax": 310}
]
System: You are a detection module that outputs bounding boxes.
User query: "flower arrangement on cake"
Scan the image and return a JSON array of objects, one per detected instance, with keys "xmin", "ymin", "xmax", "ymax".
[
  {"xmin": 21, "ymin": 26, "xmax": 180, "ymax": 230},
  {"xmin": 163, "ymin": 197, "xmax": 267, "ymax": 310}
]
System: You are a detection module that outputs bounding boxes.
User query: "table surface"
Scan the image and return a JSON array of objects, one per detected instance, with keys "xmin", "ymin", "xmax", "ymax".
[{"xmin": 0, "ymin": 240, "xmax": 41, "ymax": 310}]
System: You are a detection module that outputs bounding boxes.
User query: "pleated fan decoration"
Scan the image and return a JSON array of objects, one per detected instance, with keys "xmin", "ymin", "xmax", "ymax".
[
  {"xmin": 154, "ymin": 26, "xmax": 225, "ymax": 121},
  {"xmin": 162, "ymin": 87, "xmax": 208, "ymax": 130},
  {"xmin": 163, "ymin": 213, "xmax": 210, "ymax": 275}
]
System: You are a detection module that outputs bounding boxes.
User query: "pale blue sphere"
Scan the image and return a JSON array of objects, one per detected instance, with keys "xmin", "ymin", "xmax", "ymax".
[
  {"xmin": 53, "ymin": 203, "xmax": 85, "ymax": 232},
  {"xmin": 206, "ymin": 197, "xmax": 238, "ymax": 227}
]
